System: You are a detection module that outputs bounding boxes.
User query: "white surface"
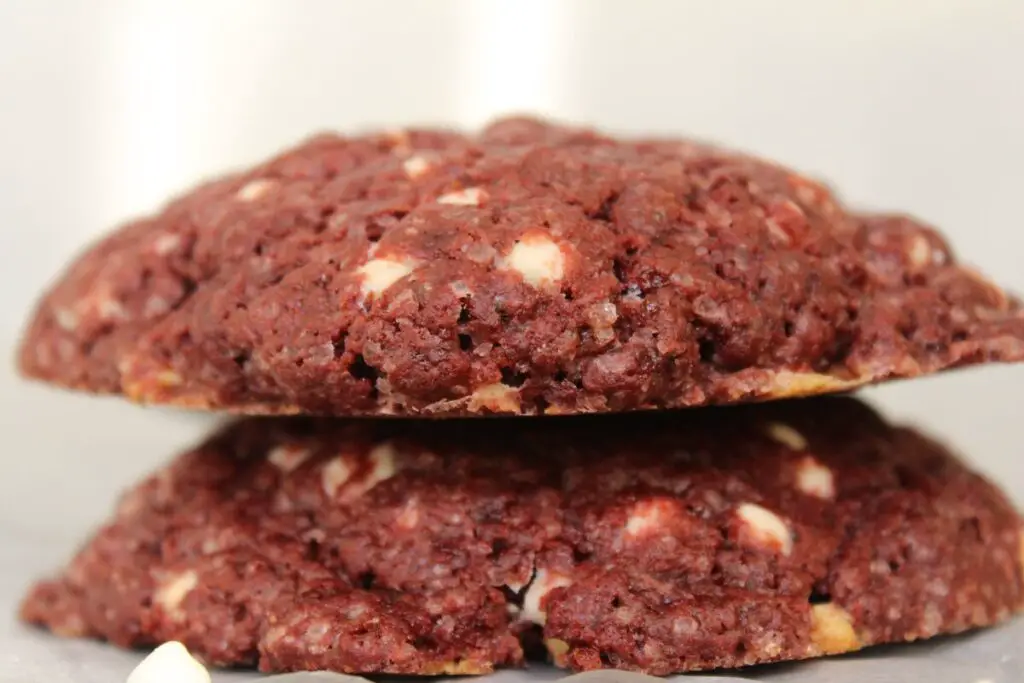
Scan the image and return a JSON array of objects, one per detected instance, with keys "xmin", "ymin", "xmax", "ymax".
[{"xmin": 0, "ymin": 1, "xmax": 1022, "ymax": 681}]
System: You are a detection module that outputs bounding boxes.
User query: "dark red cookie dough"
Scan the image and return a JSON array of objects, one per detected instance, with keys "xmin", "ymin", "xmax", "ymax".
[
  {"xmin": 22, "ymin": 397, "xmax": 1024, "ymax": 675},
  {"xmin": 17, "ymin": 117, "xmax": 1024, "ymax": 416}
]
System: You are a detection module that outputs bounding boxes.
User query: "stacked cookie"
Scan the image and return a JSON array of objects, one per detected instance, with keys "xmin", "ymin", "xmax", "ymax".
[{"xmin": 17, "ymin": 118, "xmax": 1024, "ymax": 676}]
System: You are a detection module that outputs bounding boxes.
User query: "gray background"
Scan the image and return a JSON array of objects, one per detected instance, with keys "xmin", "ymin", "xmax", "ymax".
[{"xmin": 0, "ymin": 1, "xmax": 1021, "ymax": 680}]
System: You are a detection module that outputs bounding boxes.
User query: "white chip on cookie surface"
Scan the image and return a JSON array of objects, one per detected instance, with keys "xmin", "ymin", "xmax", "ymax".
[
  {"xmin": 736, "ymin": 502, "xmax": 793, "ymax": 556},
  {"xmin": 907, "ymin": 234, "xmax": 933, "ymax": 268},
  {"xmin": 359, "ymin": 442, "xmax": 399, "ymax": 493},
  {"xmin": 402, "ymin": 155, "xmax": 432, "ymax": 179},
  {"xmin": 54, "ymin": 307, "xmax": 79, "ymax": 331},
  {"xmin": 235, "ymin": 178, "xmax": 276, "ymax": 202},
  {"xmin": 795, "ymin": 456, "xmax": 836, "ymax": 500},
  {"xmin": 520, "ymin": 569, "xmax": 573, "ymax": 626},
  {"xmin": 624, "ymin": 499, "xmax": 675, "ymax": 538},
  {"xmin": 438, "ymin": 187, "xmax": 486, "ymax": 206},
  {"xmin": 502, "ymin": 234, "xmax": 566, "ymax": 287},
  {"xmin": 126, "ymin": 641, "xmax": 210, "ymax": 683},
  {"xmin": 152, "ymin": 233, "xmax": 182, "ymax": 256},
  {"xmin": 322, "ymin": 442, "xmax": 399, "ymax": 501},
  {"xmin": 268, "ymin": 444, "xmax": 312, "ymax": 473},
  {"xmin": 765, "ymin": 422, "xmax": 808, "ymax": 451},
  {"xmin": 357, "ymin": 257, "xmax": 417, "ymax": 296},
  {"xmin": 321, "ymin": 456, "xmax": 354, "ymax": 497},
  {"xmin": 154, "ymin": 570, "xmax": 198, "ymax": 617}
]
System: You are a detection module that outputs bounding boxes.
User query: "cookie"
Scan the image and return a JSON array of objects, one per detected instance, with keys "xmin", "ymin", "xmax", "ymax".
[
  {"xmin": 18, "ymin": 117, "xmax": 1024, "ymax": 416},
  {"xmin": 22, "ymin": 397, "xmax": 1023, "ymax": 675}
]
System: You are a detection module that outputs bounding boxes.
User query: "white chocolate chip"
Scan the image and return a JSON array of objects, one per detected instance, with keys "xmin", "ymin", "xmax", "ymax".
[
  {"xmin": 502, "ymin": 234, "xmax": 566, "ymax": 287},
  {"xmin": 154, "ymin": 570, "xmax": 198, "ymax": 617},
  {"xmin": 402, "ymin": 155, "xmax": 432, "ymax": 179},
  {"xmin": 521, "ymin": 569, "xmax": 572, "ymax": 626},
  {"xmin": 766, "ymin": 422, "xmax": 808, "ymax": 451},
  {"xmin": 322, "ymin": 443, "xmax": 399, "ymax": 501},
  {"xmin": 268, "ymin": 444, "xmax": 311, "ymax": 473},
  {"xmin": 736, "ymin": 503, "xmax": 793, "ymax": 556},
  {"xmin": 321, "ymin": 456, "xmax": 354, "ymax": 497},
  {"xmin": 395, "ymin": 499, "xmax": 420, "ymax": 529},
  {"xmin": 624, "ymin": 499, "xmax": 674, "ymax": 538},
  {"xmin": 155, "ymin": 369, "xmax": 183, "ymax": 387},
  {"xmin": 907, "ymin": 234, "xmax": 932, "ymax": 268},
  {"xmin": 766, "ymin": 219, "xmax": 792, "ymax": 244},
  {"xmin": 795, "ymin": 457, "xmax": 836, "ymax": 500},
  {"xmin": 357, "ymin": 257, "xmax": 417, "ymax": 296},
  {"xmin": 235, "ymin": 178, "xmax": 276, "ymax": 202},
  {"xmin": 54, "ymin": 307, "xmax": 79, "ymax": 332},
  {"xmin": 809, "ymin": 603, "xmax": 860, "ymax": 655},
  {"xmin": 438, "ymin": 187, "xmax": 486, "ymax": 206},
  {"xmin": 97, "ymin": 296, "xmax": 128, "ymax": 322},
  {"xmin": 467, "ymin": 383, "xmax": 522, "ymax": 413},
  {"xmin": 360, "ymin": 442, "xmax": 398, "ymax": 492},
  {"xmin": 143, "ymin": 296, "xmax": 171, "ymax": 318},
  {"xmin": 152, "ymin": 233, "xmax": 182, "ymax": 255},
  {"xmin": 126, "ymin": 641, "xmax": 211, "ymax": 683}
]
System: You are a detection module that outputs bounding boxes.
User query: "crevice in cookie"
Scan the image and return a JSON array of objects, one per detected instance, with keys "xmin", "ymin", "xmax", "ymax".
[
  {"xmin": 698, "ymin": 337, "xmax": 717, "ymax": 364},
  {"xmin": 348, "ymin": 354, "xmax": 380, "ymax": 399},
  {"xmin": 232, "ymin": 351, "xmax": 251, "ymax": 371},
  {"xmin": 357, "ymin": 571, "xmax": 376, "ymax": 590},
  {"xmin": 499, "ymin": 366, "xmax": 529, "ymax": 388},
  {"xmin": 331, "ymin": 332, "xmax": 348, "ymax": 359},
  {"xmin": 586, "ymin": 192, "xmax": 621, "ymax": 223}
]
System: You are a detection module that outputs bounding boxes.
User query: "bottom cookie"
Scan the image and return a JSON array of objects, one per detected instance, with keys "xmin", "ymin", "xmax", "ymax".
[{"xmin": 21, "ymin": 398, "xmax": 1024, "ymax": 675}]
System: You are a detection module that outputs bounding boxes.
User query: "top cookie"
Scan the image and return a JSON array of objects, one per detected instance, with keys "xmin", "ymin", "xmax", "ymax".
[{"xmin": 18, "ymin": 117, "xmax": 1024, "ymax": 416}]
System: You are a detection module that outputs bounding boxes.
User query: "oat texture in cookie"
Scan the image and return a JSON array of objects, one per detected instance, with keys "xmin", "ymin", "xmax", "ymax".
[
  {"xmin": 21, "ymin": 397, "xmax": 1024, "ymax": 675},
  {"xmin": 17, "ymin": 117, "xmax": 1024, "ymax": 416}
]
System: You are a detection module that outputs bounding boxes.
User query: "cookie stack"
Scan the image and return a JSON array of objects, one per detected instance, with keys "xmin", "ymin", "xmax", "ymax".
[{"xmin": 17, "ymin": 118, "xmax": 1024, "ymax": 676}]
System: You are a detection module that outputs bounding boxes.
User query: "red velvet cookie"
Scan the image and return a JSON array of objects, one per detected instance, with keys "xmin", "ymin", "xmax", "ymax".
[
  {"xmin": 22, "ymin": 397, "xmax": 1024, "ymax": 675},
  {"xmin": 18, "ymin": 118, "xmax": 1024, "ymax": 416}
]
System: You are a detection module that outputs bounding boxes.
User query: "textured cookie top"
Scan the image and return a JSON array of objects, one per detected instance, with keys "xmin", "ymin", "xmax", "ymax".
[
  {"xmin": 19, "ymin": 117, "xmax": 1024, "ymax": 416},
  {"xmin": 22, "ymin": 398, "xmax": 1024, "ymax": 675}
]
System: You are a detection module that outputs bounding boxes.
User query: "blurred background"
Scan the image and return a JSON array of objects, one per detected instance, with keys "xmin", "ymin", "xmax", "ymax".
[{"xmin": 1, "ymin": 0, "xmax": 1022, "ymax": 542}]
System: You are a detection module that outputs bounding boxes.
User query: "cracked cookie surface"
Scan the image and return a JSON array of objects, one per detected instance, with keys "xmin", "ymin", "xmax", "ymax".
[
  {"xmin": 18, "ymin": 117, "xmax": 1024, "ymax": 416},
  {"xmin": 21, "ymin": 397, "xmax": 1024, "ymax": 675}
]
